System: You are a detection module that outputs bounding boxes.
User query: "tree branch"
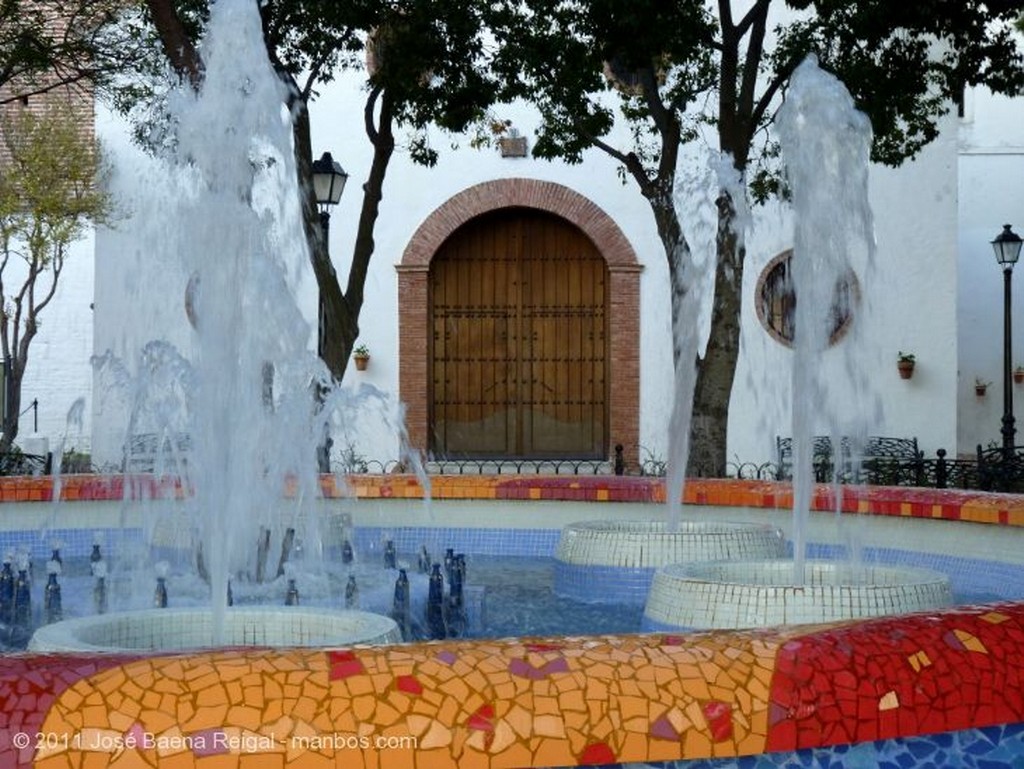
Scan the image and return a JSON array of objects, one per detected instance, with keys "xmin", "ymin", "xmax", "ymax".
[
  {"xmin": 346, "ymin": 89, "xmax": 395, "ymax": 314},
  {"xmin": 735, "ymin": 0, "xmax": 771, "ymax": 39},
  {"xmin": 738, "ymin": 0, "xmax": 769, "ymax": 119},
  {"xmin": 751, "ymin": 61, "xmax": 797, "ymax": 132},
  {"xmin": 30, "ymin": 246, "xmax": 64, "ymax": 320},
  {"xmin": 635, "ymin": 68, "xmax": 681, "ymax": 185},
  {"xmin": 364, "ymin": 84, "xmax": 383, "ymax": 144},
  {"xmin": 577, "ymin": 123, "xmax": 658, "ymax": 200},
  {"xmin": 144, "ymin": 0, "xmax": 203, "ymax": 89}
]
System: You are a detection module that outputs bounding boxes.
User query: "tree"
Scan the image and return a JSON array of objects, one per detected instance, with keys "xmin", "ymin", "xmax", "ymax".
[
  {"xmin": 137, "ymin": 0, "xmax": 499, "ymax": 380},
  {"xmin": 0, "ymin": 101, "xmax": 113, "ymax": 451},
  {"xmin": 488, "ymin": 0, "xmax": 1024, "ymax": 475},
  {"xmin": 0, "ymin": 0, "xmax": 148, "ymax": 105}
]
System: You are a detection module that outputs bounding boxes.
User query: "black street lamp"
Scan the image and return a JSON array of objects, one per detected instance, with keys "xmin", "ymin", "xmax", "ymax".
[
  {"xmin": 991, "ymin": 224, "xmax": 1023, "ymax": 454},
  {"xmin": 311, "ymin": 151, "xmax": 349, "ymax": 358},
  {"xmin": 311, "ymin": 151, "xmax": 348, "ymax": 474}
]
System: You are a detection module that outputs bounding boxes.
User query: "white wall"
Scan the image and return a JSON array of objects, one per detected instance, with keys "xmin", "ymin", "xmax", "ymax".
[
  {"xmin": 307, "ymin": 80, "xmax": 673, "ymax": 464},
  {"xmin": 15, "ymin": 234, "xmax": 95, "ymax": 456},
  {"xmin": 724, "ymin": 110, "xmax": 960, "ymax": 466},
  {"xmin": 90, "ymin": 65, "xmax": 965, "ymax": 471},
  {"xmin": 958, "ymin": 84, "xmax": 1024, "ymax": 455}
]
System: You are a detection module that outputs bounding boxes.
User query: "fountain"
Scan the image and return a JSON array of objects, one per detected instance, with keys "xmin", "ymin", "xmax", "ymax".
[
  {"xmin": 3, "ymin": 3, "xmax": 1023, "ymax": 767},
  {"xmin": 29, "ymin": 0, "xmax": 402, "ymax": 652},
  {"xmin": 644, "ymin": 560, "xmax": 954, "ymax": 630},
  {"xmin": 554, "ymin": 519, "xmax": 787, "ymax": 603},
  {"xmin": 28, "ymin": 607, "xmax": 400, "ymax": 652},
  {"xmin": 557, "ymin": 57, "xmax": 952, "ymax": 629}
]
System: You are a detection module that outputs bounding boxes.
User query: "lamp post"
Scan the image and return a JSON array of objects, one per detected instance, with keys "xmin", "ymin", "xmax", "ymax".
[
  {"xmin": 991, "ymin": 224, "xmax": 1023, "ymax": 454},
  {"xmin": 310, "ymin": 151, "xmax": 349, "ymax": 358},
  {"xmin": 310, "ymin": 151, "xmax": 348, "ymax": 474}
]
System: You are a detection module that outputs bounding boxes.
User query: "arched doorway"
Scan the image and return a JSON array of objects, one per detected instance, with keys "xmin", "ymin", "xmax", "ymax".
[
  {"xmin": 429, "ymin": 208, "xmax": 607, "ymax": 458},
  {"xmin": 397, "ymin": 179, "xmax": 641, "ymax": 465}
]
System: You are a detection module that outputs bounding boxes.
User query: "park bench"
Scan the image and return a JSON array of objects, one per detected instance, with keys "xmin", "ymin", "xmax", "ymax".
[
  {"xmin": 0, "ymin": 450, "xmax": 50, "ymax": 476},
  {"xmin": 776, "ymin": 435, "xmax": 921, "ymax": 484},
  {"xmin": 976, "ymin": 444, "xmax": 1024, "ymax": 493},
  {"xmin": 123, "ymin": 432, "xmax": 192, "ymax": 473}
]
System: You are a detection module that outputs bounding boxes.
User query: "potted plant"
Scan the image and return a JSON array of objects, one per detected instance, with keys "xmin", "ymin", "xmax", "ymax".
[
  {"xmin": 353, "ymin": 344, "xmax": 370, "ymax": 371},
  {"xmin": 976, "ymin": 378, "xmax": 992, "ymax": 396},
  {"xmin": 1014, "ymin": 366, "xmax": 1024, "ymax": 385},
  {"xmin": 897, "ymin": 352, "xmax": 915, "ymax": 380}
]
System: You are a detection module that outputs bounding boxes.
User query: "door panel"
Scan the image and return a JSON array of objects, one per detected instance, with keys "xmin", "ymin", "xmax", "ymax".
[{"xmin": 430, "ymin": 208, "xmax": 607, "ymax": 458}]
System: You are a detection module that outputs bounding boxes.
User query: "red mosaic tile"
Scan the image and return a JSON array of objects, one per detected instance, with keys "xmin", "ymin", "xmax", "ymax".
[
  {"xmin": 0, "ymin": 654, "xmax": 138, "ymax": 768},
  {"xmin": 767, "ymin": 604, "xmax": 1024, "ymax": 753},
  {"xmin": 703, "ymin": 700, "xmax": 733, "ymax": 742},
  {"xmin": 578, "ymin": 742, "xmax": 616, "ymax": 765},
  {"xmin": 396, "ymin": 675, "xmax": 423, "ymax": 695},
  {"xmin": 328, "ymin": 650, "xmax": 365, "ymax": 679},
  {"xmin": 467, "ymin": 703, "xmax": 495, "ymax": 731},
  {"xmin": 524, "ymin": 642, "xmax": 563, "ymax": 653}
]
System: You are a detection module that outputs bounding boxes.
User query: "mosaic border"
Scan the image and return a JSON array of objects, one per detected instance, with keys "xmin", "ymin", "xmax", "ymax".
[{"xmin": 7, "ymin": 475, "xmax": 1023, "ymax": 529}]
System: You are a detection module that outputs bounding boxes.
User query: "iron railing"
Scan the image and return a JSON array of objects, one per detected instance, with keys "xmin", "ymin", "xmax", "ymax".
[{"xmin": 0, "ymin": 435, "xmax": 1012, "ymax": 493}]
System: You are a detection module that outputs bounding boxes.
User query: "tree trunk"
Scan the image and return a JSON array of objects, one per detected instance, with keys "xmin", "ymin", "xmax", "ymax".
[
  {"xmin": 346, "ymin": 89, "xmax": 395, "ymax": 332},
  {"xmin": 0, "ymin": 369, "xmax": 19, "ymax": 454},
  {"xmin": 688, "ymin": 192, "xmax": 745, "ymax": 477},
  {"xmin": 143, "ymin": 0, "xmax": 202, "ymax": 88},
  {"xmin": 292, "ymin": 105, "xmax": 352, "ymax": 381},
  {"xmin": 292, "ymin": 88, "xmax": 395, "ymax": 382},
  {"xmin": 646, "ymin": 189, "xmax": 744, "ymax": 479}
]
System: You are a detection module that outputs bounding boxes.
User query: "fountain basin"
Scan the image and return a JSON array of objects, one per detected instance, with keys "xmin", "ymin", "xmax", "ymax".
[
  {"xmin": 555, "ymin": 519, "xmax": 787, "ymax": 603},
  {"xmin": 643, "ymin": 559, "xmax": 953, "ymax": 630},
  {"xmin": 28, "ymin": 607, "xmax": 401, "ymax": 652},
  {"xmin": 5, "ymin": 475, "xmax": 1024, "ymax": 768}
]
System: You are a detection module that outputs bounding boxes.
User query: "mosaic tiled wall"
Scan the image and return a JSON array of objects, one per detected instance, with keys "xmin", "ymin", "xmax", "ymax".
[
  {"xmin": 1, "ymin": 604, "xmax": 1024, "ymax": 768},
  {"xmin": 6, "ymin": 474, "xmax": 1024, "ymax": 529}
]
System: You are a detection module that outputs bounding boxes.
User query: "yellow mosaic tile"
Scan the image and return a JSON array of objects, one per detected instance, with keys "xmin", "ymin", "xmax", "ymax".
[
  {"xmin": 915, "ymin": 650, "xmax": 934, "ymax": 672},
  {"xmin": 981, "ymin": 611, "xmax": 1011, "ymax": 625},
  {"xmin": 879, "ymin": 691, "xmax": 900, "ymax": 711},
  {"xmin": 28, "ymin": 631, "xmax": 790, "ymax": 769},
  {"xmin": 953, "ymin": 629, "xmax": 988, "ymax": 654}
]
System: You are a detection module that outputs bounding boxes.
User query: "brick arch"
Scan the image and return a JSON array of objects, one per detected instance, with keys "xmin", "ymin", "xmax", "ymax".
[{"xmin": 396, "ymin": 179, "xmax": 642, "ymax": 464}]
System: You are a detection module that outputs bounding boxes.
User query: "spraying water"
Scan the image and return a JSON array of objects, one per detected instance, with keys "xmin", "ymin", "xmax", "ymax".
[
  {"xmin": 89, "ymin": 0, "xmax": 327, "ymax": 639},
  {"xmin": 173, "ymin": 0, "xmax": 321, "ymax": 640},
  {"xmin": 775, "ymin": 57, "xmax": 876, "ymax": 583},
  {"xmin": 79, "ymin": 0, "xmax": 438, "ymax": 644},
  {"xmin": 665, "ymin": 154, "xmax": 720, "ymax": 528}
]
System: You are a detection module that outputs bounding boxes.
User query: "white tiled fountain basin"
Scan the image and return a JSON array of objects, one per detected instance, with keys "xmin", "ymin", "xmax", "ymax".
[
  {"xmin": 28, "ymin": 607, "xmax": 401, "ymax": 652},
  {"xmin": 556, "ymin": 520, "xmax": 788, "ymax": 569},
  {"xmin": 644, "ymin": 560, "xmax": 953, "ymax": 630}
]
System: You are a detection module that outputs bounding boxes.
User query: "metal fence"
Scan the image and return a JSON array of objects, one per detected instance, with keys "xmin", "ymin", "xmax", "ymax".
[{"xmin": 0, "ymin": 444, "xmax": 1009, "ymax": 492}]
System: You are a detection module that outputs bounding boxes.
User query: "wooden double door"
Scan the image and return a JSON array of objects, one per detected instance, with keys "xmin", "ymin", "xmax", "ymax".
[{"xmin": 429, "ymin": 208, "xmax": 608, "ymax": 458}]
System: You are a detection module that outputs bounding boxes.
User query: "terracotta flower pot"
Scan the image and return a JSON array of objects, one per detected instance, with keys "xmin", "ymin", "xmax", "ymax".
[
  {"xmin": 897, "ymin": 360, "xmax": 915, "ymax": 380},
  {"xmin": 354, "ymin": 355, "xmax": 369, "ymax": 371}
]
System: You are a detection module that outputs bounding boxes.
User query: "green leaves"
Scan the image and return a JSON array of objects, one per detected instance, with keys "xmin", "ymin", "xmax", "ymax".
[
  {"xmin": 0, "ymin": 102, "xmax": 112, "ymax": 249},
  {"xmin": 493, "ymin": 0, "xmax": 1024, "ymax": 185},
  {"xmin": 779, "ymin": 0, "xmax": 1024, "ymax": 165},
  {"xmin": 133, "ymin": 0, "xmax": 502, "ymax": 163}
]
